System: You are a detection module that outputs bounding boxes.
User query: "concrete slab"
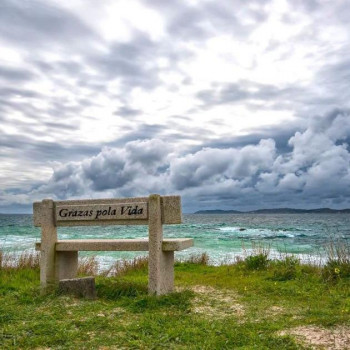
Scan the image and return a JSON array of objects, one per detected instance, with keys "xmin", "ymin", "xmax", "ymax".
[
  {"xmin": 58, "ymin": 277, "xmax": 96, "ymax": 299},
  {"xmin": 35, "ymin": 238, "xmax": 194, "ymax": 252}
]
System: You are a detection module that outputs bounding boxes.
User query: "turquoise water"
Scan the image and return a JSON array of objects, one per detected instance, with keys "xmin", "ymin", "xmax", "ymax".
[{"xmin": 1, "ymin": 213, "xmax": 350, "ymax": 266}]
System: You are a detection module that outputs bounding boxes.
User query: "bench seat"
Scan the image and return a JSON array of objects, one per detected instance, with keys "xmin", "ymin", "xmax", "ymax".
[{"xmin": 35, "ymin": 238, "xmax": 194, "ymax": 252}]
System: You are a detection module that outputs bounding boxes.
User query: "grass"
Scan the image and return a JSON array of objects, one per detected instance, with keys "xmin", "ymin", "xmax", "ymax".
[
  {"xmin": 0, "ymin": 250, "xmax": 40, "ymax": 270},
  {"xmin": 322, "ymin": 241, "xmax": 350, "ymax": 282},
  {"xmin": 0, "ymin": 249, "xmax": 350, "ymax": 349}
]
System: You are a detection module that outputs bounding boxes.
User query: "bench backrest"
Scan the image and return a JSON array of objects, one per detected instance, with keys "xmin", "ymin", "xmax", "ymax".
[{"xmin": 33, "ymin": 195, "xmax": 181, "ymax": 227}]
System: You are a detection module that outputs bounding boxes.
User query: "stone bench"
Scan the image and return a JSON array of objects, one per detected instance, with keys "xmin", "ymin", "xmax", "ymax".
[
  {"xmin": 33, "ymin": 194, "xmax": 194, "ymax": 295},
  {"xmin": 35, "ymin": 238, "xmax": 193, "ymax": 280}
]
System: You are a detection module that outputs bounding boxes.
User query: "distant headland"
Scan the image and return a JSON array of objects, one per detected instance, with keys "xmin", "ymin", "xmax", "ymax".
[{"xmin": 194, "ymin": 208, "xmax": 350, "ymax": 214}]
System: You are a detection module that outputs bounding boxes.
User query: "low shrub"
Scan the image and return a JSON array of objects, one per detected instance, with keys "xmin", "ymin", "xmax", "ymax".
[
  {"xmin": 271, "ymin": 256, "xmax": 300, "ymax": 281},
  {"xmin": 322, "ymin": 259, "xmax": 350, "ymax": 282},
  {"xmin": 245, "ymin": 253, "xmax": 269, "ymax": 270},
  {"xmin": 322, "ymin": 242, "xmax": 350, "ymax": 282}
]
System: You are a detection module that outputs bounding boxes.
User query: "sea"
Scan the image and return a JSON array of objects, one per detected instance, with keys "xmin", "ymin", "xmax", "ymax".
[{"xmin": 1, "ymin": 213, "xmax": 350, "ymax": 268}]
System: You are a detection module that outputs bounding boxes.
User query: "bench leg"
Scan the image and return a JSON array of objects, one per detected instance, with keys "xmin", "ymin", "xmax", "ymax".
[
  {"xmin": 40, "ymin": 199, "xmax": 58, "ymax": 293},
  {"xmin": 160, "ymin": 251, "xmax": 174, "ymax": 294},
  {"xmin": 148, "ymin": 194, "xmax": 175, "ymax": 295},
  {"xmin": 56, "ymin": 251, "xmax": 78, "ymax": 280},
  {"xmin": 149, "ymin": 249, "xmax": 175, "ymax": 295}
]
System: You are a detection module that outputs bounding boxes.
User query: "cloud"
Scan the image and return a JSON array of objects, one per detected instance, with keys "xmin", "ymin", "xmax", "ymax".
[
  {"xmin": 1, "ymin": 0, "xmax": 350, "ymax": 213},
  {"xmin": 88, "ymin": 33, "xmax": 161, "ymax": 90},
  {"xmin": 4, "ymin": 109, "xmax": 348, "ymax": 212},
  {"xmin": 33, "ymin": 139, "xmax": 171, "ymax": 198},
  {"xmin": 145, "ymin": 0, "xmax": 270, "ymax": 41},
  {"xmin": 0, "ymin": 0, "xmax": 97, "ymax": 48},
  {"xmin": 0, "ymin": 66, "xmax": 36, "ymax": 81},
  {"xmin": 169, "ymin": 139, "xmax": 276, "ymax": 190},
  {"xmin": 196, "ymin": 81, "xmax": 305, "ymax": 112},
  {"xmin": 115, "ymin": 106, "xmax": 142, "ymax": 117}
]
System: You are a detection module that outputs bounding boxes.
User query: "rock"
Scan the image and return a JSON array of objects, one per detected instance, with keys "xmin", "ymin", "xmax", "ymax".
[{"xmin": 58, "ymin": 277, "xmax": 96, "ymax": 299}]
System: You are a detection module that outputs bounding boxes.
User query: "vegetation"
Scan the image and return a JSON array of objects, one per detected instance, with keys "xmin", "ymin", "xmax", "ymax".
[{"xmin": 0, "ymin": 249, "xmax": 349, "ymax": 349}]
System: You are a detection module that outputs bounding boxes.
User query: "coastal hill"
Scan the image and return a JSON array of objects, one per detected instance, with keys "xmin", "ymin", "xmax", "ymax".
[{"xmin": 194, "ymin": 208, "xmax": 350, "ymax": 214}]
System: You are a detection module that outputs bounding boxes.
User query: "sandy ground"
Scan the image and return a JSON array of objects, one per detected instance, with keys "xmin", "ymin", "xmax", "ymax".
[
  {"xmin": 279, "ymin": 325, "xmax": 350, "ymax": 350},
  {"xmin": 189, "ymin": 285, "xmax": 350, "ymax": 349}
]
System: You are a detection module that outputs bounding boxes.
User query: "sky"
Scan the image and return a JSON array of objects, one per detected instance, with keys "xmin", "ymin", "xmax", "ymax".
[{"xmin": 1, "ymin": 0, "xmax": 350, "ymax": 213}]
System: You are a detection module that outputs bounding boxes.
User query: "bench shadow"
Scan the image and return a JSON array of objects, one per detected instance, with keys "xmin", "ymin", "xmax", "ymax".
[
  {"xmin": 95, "ymin": 277, "xmax": 194, "ymax": 313},
  {"xmin": 96, "ymin": 278, "xmax": 148, "ymax": 299}
]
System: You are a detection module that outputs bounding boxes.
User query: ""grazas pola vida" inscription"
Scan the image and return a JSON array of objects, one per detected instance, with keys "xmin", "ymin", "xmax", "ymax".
[{"xmin": 55, "ymin": 203, "xmax": 148, "ymax": 222}]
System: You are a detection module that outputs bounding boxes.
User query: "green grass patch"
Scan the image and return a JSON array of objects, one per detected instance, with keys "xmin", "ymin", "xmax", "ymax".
[{"xmin": 0, "ymin": 257, "xmax": 350, "ymax": 349}]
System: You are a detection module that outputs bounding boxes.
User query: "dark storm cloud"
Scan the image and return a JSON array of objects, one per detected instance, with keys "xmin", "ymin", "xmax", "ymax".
[
  {"xmin": 291, "ymin": 0, "xmax": 350, "ymax": 24},
  {"xmin": 115, "ymin": 106, "xmax": 142, "ymax": 117},
  {"xmin": 196, "ymin": 81, "xmax": 305, "ymax": 110},
  {"xmin": 90, "ymin": 36, "xmax": 155, "ymax": 80},
  {"xmin": 0, "ymin": 0, "xmax": 97, "ymax": 47},
  {"xmin": 87, "ymin": 31, "xmax": 192, "ymax": 91},
  {"xmin": 0, "ymin": 97, "xmax": 40, "ymax": 121},
  {"xmin": 0, "ymin": 95, "xmax": 82, "ymax": 133},
  {"xmin": 144, "ymin": 0, "xmax": 270, "ymax": 40},
  {"xmin": 35, "ymin": 139, "xmax": 171, "ymax": 197},
  {"xmin": 0, "ymin": 21, "xmax": 193, "ymax": 152},
  {"xmin": 195, "ymin": 77, "xmax": 349, "ymax": 121},
  {"xmin": 0, "ymin": 0, "xmax": 102, "ymax": 146},
  {"xmin": 0, "ymin": 87, "xmax": 41, "ymax": 98},
  {"xmin": 44, "ymin": 121, "xmax": 80, "ymax": 131},
  {"xmin": 314, "ymin": 57, "xmax": 350, "ymax": 111},
  {"xmin": 169, "ymin": 139, "xmax": 276, "ymax": 190},
  {"xmin": 0, "ymin": 133, "xmax": 100, "ymax": 163},
  {"xmin": 107, "ymin": 124, "xmax": 165, "ymax": 145},
  {"xmin": 10, "ymin": 109, "xmax": 348, "ymax": 211},
  {"xmin": 106, "ymin": 119, "xmax": 221, "ymax": 151},
  {"xmin": 290, "ymin": 0, "xmax": 320, "ymax": 12},
  {"xmin": 321, "ymin": 60, "xmax": 350, "ymax": 82},
  {"xmin": 0, "ymin": 66, "xmax": 36, "ymax": 81},
  {"xmin": 195, "ymin": 123, "xmax": 302, "ymax": 154}
]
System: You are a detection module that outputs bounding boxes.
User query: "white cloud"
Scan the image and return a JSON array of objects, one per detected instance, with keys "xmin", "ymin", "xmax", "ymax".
[{"xmin": 1, "ymin": 0, "xmax": 350, "ymax": 211}]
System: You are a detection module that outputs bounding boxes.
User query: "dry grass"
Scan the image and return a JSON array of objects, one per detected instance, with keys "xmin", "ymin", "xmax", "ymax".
[
  {"xmin": 322, "ymin": 241, "xmax": 350, "ymax": 281},
  {"xmin": 242, "ymin": 241, "xmax": 271, "ymax": 258},
  {"xmin": 1, "ymin": 250, "xmax": 210, "ymax": 275},
  {"xmin": 103, "ymin": 256, "xmax": 148, "ymax": 277},
  {"xmin": 181, "ymin": 252, "xmax": 209, "ymax": 265},
  {"xmin": 44, "ymin": 252, "xmax": 211, "ymax": 277},
  {"xmin": 77, "ymin": 256, "xmax": 99, "ymax": 276},
  {"xmin": 0, "ymin": 250, "xmax": 40, "ymax": 270},
  {"xmin": 16, "ymin": 251, "xmax": 40, "ymax": 269},
  {"xmin": 326, "ymin": 241, "xmax": 350, "ymax": 265}
]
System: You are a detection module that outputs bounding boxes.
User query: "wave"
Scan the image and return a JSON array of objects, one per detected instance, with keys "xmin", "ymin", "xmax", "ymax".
[
  {"xmin": 218, "ymin": 227, "xmax": 243, "ymax": 232},
  {"xmin": 216, "ymin": 226, "xmax": 319, "ymax": 240}
]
